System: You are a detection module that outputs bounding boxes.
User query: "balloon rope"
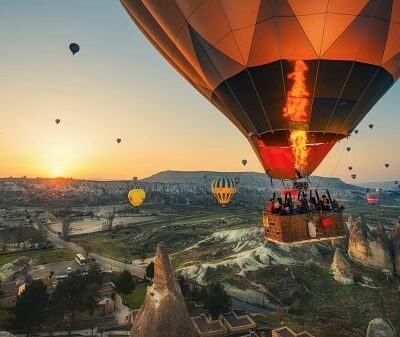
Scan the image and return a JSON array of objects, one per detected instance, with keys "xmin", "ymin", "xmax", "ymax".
[{"xmin": 330, "ymin": 139, "xmax": 347, "ymax": 178}]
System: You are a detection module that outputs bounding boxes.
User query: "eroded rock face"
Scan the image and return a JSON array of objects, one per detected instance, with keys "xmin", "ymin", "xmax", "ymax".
[
  {"xmin": 131, "ymin": 243, "xmax": 195, "ymax": 337},
  {"xmin": 391, "ymin": 221, "xmax": 400, "ymax": 274},
  {"xmin": 348, "ymin": 219, "xmax": 393, "ymax": 271},
  {"xmin": 332, "ymin": 248, "xmax": 353, "ymax": 284},
  {"xmin": 366, "ymin": 318, "xmax": 395, "ymax": 337}
]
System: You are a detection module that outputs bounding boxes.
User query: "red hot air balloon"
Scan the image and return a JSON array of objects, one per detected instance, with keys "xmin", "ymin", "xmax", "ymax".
[
  {"xmin": 367, "ymin": 193, "xmax": 379, "ymax": 205},
  {"xmin": 121, "ymin": 1, "xmax": 400, "ymax": 180}
]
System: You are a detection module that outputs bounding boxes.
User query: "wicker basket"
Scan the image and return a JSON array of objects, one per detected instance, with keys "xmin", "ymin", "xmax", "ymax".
[{"xmin": 263, "ymin": 211, "xmax": 346, "ymax": 243}]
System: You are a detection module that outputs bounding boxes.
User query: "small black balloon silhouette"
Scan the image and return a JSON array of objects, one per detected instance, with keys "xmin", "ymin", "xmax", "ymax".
[
  {"xmin": 346, "ymin": 147, "xmax": 351, "ymax": 152},
  {"xmin": 354, "ymin": 129, "xmax": 359, "ymax": 134},
  {"xmin": 116, "ymin": 138, "xmax": 122, "ymax": 144},
  {"xmin": 69, "ymin": 43, "xmax": 80, "ymax": 55},
  {"xmin": 369, "ymin": 124, "xmax": 374, "ymax": 129},
  {"xmin": 55, "ymin": 119, "xmax": 60, "ymax": 124}
]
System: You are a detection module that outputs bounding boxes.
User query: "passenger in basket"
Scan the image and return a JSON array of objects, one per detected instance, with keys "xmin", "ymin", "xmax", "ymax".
[
  {"xmin": 274, "ymin": 198, "xmax": 283, "ymax": 214},
  {"xmin": 321, "ymin": 195, "xmax": 331, "ymax": 211},
  {"xmin": 295, "ymin": 199, "xmax": 306, "ymax": 214},
  {"xmin": 308, "ymin": 197, "xmax": 317, "ymax": 211},
  {"xmin": 266, "ymin": 199, "xmax": 274, "ymax": 213},
  {"xmin": 284, "ymin": 198, "xmax": 291, "ymax": 214}
]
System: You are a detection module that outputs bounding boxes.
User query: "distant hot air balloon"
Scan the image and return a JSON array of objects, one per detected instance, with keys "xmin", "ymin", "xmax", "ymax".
[
  {"xmin": 348, "ymin": 166, "xmax": 353, "ymax": 171},
  {"xmin": 369, "ymin": 124, "xmax": 374, "ymax": 129},
  {"xmin": 128, "ymin": 188, "xmax": 146, "ymax": 207},
  {"xmin": 69, "ymin": 43, "xmax": 80, "ymax": 55},
  {"xmin": 395, "ymin": 181, "xmax": 399, "ymax": 185},
  {"xmin": 116, "ymin": 138, "xmax": 122, "ymax": 144},
  {"xmin": 55, "ymin": 119, "xmax": 60, "ymax": 125},
  {"xmin": 385, "ymin": 163, "xmax": 390, "ymax": 168},
  {"xmin": 211, "ymin": 177, "xmax": 236, "ymax": 207},
  {"xmin": 234, "ymin": 177, "xmax": 240, "ymax": 185},
  {"xmin": 242, "ymin": 160, "xmax": 247, "ymax": 166},
  {"xmin": 354, "ymin": 130, "xmax": 359, "ymax": 135},
  {"xmin": 133, "ymin": 176, "xmax": 138, "ymax": 182},
  {"xmin": 351, "ymin": 174, "xmax": 357, "ymax": 180},
  {"xmin": 346, "ymin": 147, "xmax": 351, "ymax": 152},
  {"xmin": 122, "ymin": 1, "xmax": 400, "ymax": 180},
  {"xmin": 367, "ymin": 193, "xmax": 379, "ymax": 205}
]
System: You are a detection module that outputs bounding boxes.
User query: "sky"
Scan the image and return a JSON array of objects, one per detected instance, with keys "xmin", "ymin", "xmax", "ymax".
[{"xmin": 0, "ymin": 1, "xmax": 399, "ymax": 183}]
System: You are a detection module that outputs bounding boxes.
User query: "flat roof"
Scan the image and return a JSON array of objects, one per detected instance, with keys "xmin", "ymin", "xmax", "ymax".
[{"xmin": 192, "ymin": 315, "xmax": 226, "ymax": 333}]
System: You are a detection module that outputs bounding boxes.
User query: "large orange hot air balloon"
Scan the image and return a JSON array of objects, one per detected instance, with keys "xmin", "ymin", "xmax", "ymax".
[{"xmin": 121, "ymin": 0, "xmax": 400, "ymax": 180}]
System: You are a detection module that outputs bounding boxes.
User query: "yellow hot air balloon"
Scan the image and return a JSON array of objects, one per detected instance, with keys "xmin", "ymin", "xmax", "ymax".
[
  {"xmin": 211, "ymin": 177, "xmax": 236, "ymax": 207},
  {"xmin": 128, "ymin": 188, "xmax": 146, "ymax": 207}
]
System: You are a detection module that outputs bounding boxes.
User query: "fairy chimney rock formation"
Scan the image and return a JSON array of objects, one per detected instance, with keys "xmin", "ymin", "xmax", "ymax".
[
  {"xmin": 130, "ymin": 243, "xmax": 196, "ymax": 337},
  {"xmin": 348, "ymin": 220, "xmax": 393, "ymax": 271},
  {"xmin": 366, "ymin": 318, "xmax": 396, "ymax": 337},
  {"xmin": 391, "ymin": 220, "xmax": 400, "ymax": 274},
  {"xmin": 332, "ymin": 248, "xmax": 353, "ymax": 284}
]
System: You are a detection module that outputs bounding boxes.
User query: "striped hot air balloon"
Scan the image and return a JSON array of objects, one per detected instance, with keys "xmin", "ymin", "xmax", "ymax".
[
  {"xmin": 211, "ymin": 176, "xmax": 236, "ymax": 207},
  {"xmin": 122, "ymin": 0, "xmax": 400, "ymax": 180}
]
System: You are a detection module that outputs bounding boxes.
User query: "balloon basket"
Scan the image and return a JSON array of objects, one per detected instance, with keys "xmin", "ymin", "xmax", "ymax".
[{"xmin": 263, "ymin": 211, "xmax": 346, "ymax": 244}]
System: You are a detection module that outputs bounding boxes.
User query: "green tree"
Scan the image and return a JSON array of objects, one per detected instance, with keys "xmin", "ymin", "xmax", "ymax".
[
  {"xmin": 86, "ymin": 262, "xmax": 102, "ymax": 284},
  {"xmin": 146, "ymin": 262, "xmax": 154, "ymax": 280},
  {"xmin": 50, "ymin": 271, "xmax": 89, "ymax": 323},
  {"xmin": 15, "ymin": 280, "xmax": 48, "ymax": 334},
  {"xmin": 203, "ymin": 282, "xmax": 231, "ymax": 319},
  {"xmin": 115, "ymin": 270, "xmax": 135, "ymax": 295}
]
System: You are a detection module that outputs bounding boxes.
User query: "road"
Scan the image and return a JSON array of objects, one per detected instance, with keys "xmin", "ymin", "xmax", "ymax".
[{"xmin": 40, "ymin": 222, "xmax": 145, "ymax": 278}]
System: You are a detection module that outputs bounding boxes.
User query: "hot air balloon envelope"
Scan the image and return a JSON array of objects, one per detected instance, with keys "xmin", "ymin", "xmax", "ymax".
[
  {"xmin": 128, "ymin": 188, "xmax": 146, "ymax": 207},
  {"xmin": 69, "ymin": 43, "xmax": 80, "ymax": 55},
  {"xmin": 346, "ymin": 147, "xmax": 351, "ymax": 152},
  {"xmin": 211, "ymin": 177, "xmax": 236, "ymax": 207},
  {"xmin": 242, "ymin": 160, "xmax": 247, "ymax": 166},
  {"xmin": 55, "ymin": 119, "xmax": 60, "ymax": 124},
  {"xmin": 351, "ymin": 174, "xmax": 357, "ymax": 180},
  {"xmin": 280, "ymin": 188, "xmax": 299, "ymax": 201},
  {"xmin": 367, "ymin": 193, "xmax": 379, "ymax": 205},
  {"xmin": 348, "ymin": 166, "xmax": 353, "ymax": 171},
  {"xmin": 122, "ymin": 1, "xmax": 400, "ymax": 179},
  {"xmin": 117, "ymin": 138, "xmax": 122, "ymax": 144}
]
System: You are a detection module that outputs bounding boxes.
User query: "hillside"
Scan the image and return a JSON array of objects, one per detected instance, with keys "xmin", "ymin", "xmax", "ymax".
[
  {"xmin": 356, "ymin": 181, "xmax": 400, "ymax": 191},
  {"xmin": 142, "ymin": 170, "xmax": 362, "ymax": 191}
]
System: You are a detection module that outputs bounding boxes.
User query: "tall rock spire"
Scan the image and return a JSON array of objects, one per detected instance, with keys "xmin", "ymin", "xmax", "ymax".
[{"xmin": 131, "ymin": 243, "xmax": 196, "ymax": 337}]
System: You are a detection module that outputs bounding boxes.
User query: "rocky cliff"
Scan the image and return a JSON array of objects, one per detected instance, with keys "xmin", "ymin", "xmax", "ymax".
[
  {"xmin": 348, "ymin": 218, "xmax": 393, "ymax": 271},
  {"xmin": 131, "ymin": 243, "xmax": 195, "ymax": 337}
]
